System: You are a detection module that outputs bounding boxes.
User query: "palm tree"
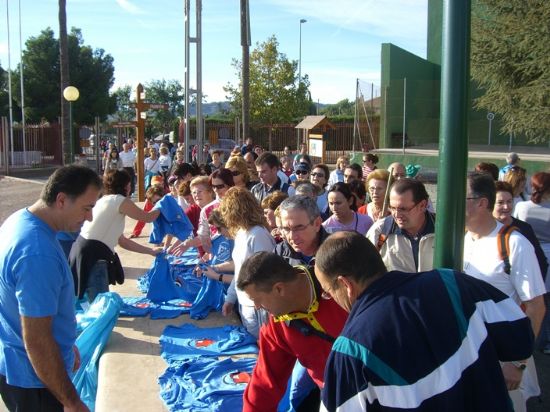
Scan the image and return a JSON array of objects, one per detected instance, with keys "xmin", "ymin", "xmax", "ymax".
[{"xmin": 59, "ymin": 0, "xmax": 71, "ymax": 164}]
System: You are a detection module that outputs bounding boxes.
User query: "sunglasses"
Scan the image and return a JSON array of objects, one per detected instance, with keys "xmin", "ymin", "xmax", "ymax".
[
  {"xmin": 295, "ymin": 170, "xmax": 309, "ymax": 175},
  {"xmin": 231, "ymin": 170, "xmax": 241, "ymax": 176},
  {"xmin": 212, "ymin": 183, "xmax": 226, "ymax": 190},
  {"xmin": 311, "ymin": 172, "xmax": 325, "ymax": 178}
]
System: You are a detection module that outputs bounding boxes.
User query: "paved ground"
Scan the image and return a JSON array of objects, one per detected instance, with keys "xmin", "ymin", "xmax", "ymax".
[{"xmin": 0, "ymin": 173, "xmax": 548, "ymax": 412}]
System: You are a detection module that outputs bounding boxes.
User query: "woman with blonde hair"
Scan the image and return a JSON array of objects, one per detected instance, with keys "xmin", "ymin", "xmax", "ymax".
[
  {"xmin": 504, "ymin": 166, "xmax": 528, "ymax": 208},
  {"xmin": 361, "ymin": 169, "xmax": 392, "ymax": 222},
  {"xmin": 219, "ymin": 187, "xmax": 275, "ymax": 338},
  {"xmin": 327, "ymin": 155, "xmax": 349, "ymax": 187},
  {"xmin": 225, "ymin": 155, "xmax": 252, "ymax": 189}
]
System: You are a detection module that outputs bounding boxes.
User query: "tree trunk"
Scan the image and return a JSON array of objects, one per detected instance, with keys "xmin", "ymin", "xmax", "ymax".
[
  {"xmin": 59, "ymin": 0, "xmax": 71, "ymax": 165},
  {"xmin": 240, "ymin": 0, "xmax": 250, "ymax": 145}
]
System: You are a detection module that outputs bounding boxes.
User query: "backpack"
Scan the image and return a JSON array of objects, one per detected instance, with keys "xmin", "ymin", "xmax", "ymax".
[{"xmin": 497, "ymin": 224, "xmax": 518, "ymax": 276}]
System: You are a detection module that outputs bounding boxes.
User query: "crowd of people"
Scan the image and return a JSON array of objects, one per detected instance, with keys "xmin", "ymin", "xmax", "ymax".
[{"xmin": 0, "ymin": 140, "xmax": 549, "ymax": 411}]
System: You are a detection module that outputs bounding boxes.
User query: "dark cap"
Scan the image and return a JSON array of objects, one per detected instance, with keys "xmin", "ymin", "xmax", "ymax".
[{"xmin": 295, "ymin": 162, "xmax": 311, "ymax": 173}]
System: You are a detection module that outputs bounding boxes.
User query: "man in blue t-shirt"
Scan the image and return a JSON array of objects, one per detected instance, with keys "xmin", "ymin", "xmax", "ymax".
[{"xmin": 0, "ymin": 165, "xmax": 102, "ymax": 412}]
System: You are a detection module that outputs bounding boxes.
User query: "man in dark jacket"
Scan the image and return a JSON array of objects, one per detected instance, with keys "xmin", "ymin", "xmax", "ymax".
[{"xmin": 316, "ymin": 231, "xmax": 534, "ymax": 412}]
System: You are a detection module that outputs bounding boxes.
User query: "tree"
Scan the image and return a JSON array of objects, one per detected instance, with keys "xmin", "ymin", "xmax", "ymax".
[
  {"xmin": 471, "ymin": 0, "xmax": 550, "ymax": 143},
  {"xmin": 224, "ymin": 35, "xmax": 311, "ymax": 150},
  {"xmin": 10, "ymin": 27, "xmax": 115, "ymax": 125},
  {"xmin": 59, "ymin": 0, "xmax": 71, "ymax": 164},
  {"xmin": 112, "ymin": 85, "xmax": 134, "ymax": 121},
  {"xmin": 320, "ymin": 99, "xmax": 355, "ymax": 117},
  {"xmin": 0, "ymin": 62, "xmax": 9, "ymax": 118},
  {"xmin": 144, "ymin": 79, "xmax": 184, "ymax": 134}
]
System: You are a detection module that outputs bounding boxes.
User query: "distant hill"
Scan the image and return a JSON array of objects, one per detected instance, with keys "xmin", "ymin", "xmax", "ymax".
[
  {"xmin": 189, "ymin": 101, "xmax": 231, "ymax": 116},
  {"xmin": 191, "ymin": 101, "xmax": 333, "ymax": 116}
]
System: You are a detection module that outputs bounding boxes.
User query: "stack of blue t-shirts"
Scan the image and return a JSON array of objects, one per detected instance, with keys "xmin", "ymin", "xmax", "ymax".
[
  {"xmin": 158, "ymin": 324, "xmax": 258, "ymax": 412},
  {"xmin": 159, "ymin": 357, "xmax": 256, "ymax": 412},
  {"xmin": 146, "ymin": 253, "xmax": 201, "ymax": 304},
  {"xmin": 189, "ymin": 235, "xmax": 234, "ymax": 319},
  {"xmin": 160, "ymin": 324, "xmax": 258, "ymax": 362}
]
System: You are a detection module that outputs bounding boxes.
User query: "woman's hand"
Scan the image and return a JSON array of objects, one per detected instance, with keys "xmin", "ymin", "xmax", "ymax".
[
  {"xmin": 149, "ymin": 246, "xmax": 164, "ymax": 256},
  {"xmin": 168, "ymin": 240, "xmax": 190, "ymax": 256},
  {"xmin": 222, "ymin": 302, "xmax": 234, "ymax": 317}
]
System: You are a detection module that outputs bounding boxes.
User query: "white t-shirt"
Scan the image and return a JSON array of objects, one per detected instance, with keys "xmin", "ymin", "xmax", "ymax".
[
  {"xmin": 513, "ymin": 200, "xmax": 550, "ymax": 244},
  {"xmin": 80, "ymin": 194, "xmax": 126, "ymax": 251},
  {"xmin": 463, "ymin": 221, "xmax": 546, "ymax": 303},
  {"xmin": 144, "ymin": 157, "xmax": 160, "ymax": 174},
  {"xmin": 159, "ymin": 154, "xmax": 172, "ymax": 172},
  {"xmin": 119, "ymin": 150, "xmax": 136, "ymax": 168},
  {"xmin": 225, "ymin": 226, "xmax": 276, "ymax": 306}
]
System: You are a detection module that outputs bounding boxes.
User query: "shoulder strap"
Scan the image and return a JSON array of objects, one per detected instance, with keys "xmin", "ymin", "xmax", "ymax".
[
  {"xmin": 497, "ymin": 225, "xmax": 518, "ymax": 275},
  {"xmin": 376, "ymin": 217, "xmax": 396, "ymax": 251},
  {"xmin": 287, "ymin": 318, "xmax": 335, "ymax": 343}
]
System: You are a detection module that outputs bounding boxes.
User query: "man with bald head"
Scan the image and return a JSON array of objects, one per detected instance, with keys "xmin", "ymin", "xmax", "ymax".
[{"xmin": 387, "ymin": 162, "xmax": 406, "ymax": 180}]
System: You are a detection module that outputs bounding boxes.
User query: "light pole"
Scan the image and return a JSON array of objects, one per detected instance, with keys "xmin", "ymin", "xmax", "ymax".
[
  {"xmin": 63, "ymin": 86, "xmax": 79, "ymax": 162},
  {"xmin": 298, "ymin": 18, "xmax": 307, "ymax": 84}
]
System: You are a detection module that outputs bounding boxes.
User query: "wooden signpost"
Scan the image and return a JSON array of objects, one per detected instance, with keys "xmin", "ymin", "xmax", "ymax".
[{"xmin": 111, "ymin": 83, "xmax": 168, "ymax": 202}]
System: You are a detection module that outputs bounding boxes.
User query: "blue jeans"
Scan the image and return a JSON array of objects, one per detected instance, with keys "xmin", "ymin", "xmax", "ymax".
[{"xmin": 86, "ymin": 260, "xmax": 109, "ymax": 303}]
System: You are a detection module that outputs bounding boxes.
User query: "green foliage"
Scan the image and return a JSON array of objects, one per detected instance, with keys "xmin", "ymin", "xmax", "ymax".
[
  {"xmin": 471, "ymin": 0, "xmax": 550, "ymax": 143},
  {"xmin": 320, "ymin": 99, "xmax": 355, "ymax": 116},
  {"xmin": 10, "ymin": 27, "xmax": 116, "ymax": 124},
  {"xmin": 144, "ymin": 79, "xmax": 184, "ymax": 133},
  {"xmin": 111, "ymin": 85, "xmax": 133, "ymax": 121},
  {"xmin": 0, "ymin": 62, "xmax": 9, "ymax": 118},
  {"xmin": 224, "ymin": 35, "xmax": 311, "ymax": 125}
]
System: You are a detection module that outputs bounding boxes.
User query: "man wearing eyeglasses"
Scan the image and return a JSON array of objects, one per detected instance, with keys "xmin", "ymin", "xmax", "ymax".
[
  {"xmin": 366, "ymin": 178, "xmax": 435, "ymax": 272},
  {"xmin": 315, "ymin": 231, "xmax": 534, "ymax": 412},
  {"xmin": 237, "ymin": 252, "xmax": 348, "ymax": 412},
  {"xmin": 251, "ymin": 152, "xmax": 290, "ymax": 203},
  {"xmin": 275, "ymin": 196, "xmax": 329, "ymax": 267},
  {"xmin": 463, "ymin": 173, "xmax": 545, "ymax": 412}
]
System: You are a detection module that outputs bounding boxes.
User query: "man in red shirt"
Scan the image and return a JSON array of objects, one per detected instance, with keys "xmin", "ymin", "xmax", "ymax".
[{"xmin": 238, "ymin": 252, "xmax": 348, "ymax": 412}]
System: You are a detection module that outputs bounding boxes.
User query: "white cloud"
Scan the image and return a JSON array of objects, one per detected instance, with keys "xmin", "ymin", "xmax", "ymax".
[
  {"xmin": 269, "ymin": 0, "xmax": 427, "ymax": 47},
  {"xmin": 115, "ymin": 0, "xmax": 144, "ymax": 15}
]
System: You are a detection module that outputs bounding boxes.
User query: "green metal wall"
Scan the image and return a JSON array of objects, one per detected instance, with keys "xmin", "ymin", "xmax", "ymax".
[
  {"xmin": 380, "ymin": 43, "xmax": 441, "ymax": 148},
  {"xmin": 379, "ymin": 1, "xmax": 547, "ymax": 149}
]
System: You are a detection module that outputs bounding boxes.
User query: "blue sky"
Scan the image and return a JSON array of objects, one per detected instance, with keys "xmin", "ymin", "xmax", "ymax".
[{"xmin": 1, "ymin": 0, "xmax": 427, "ymax": 104}]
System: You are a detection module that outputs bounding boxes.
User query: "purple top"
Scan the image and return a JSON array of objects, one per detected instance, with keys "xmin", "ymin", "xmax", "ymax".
[{"xmin": 322, "ymin": 212, "xmax": 373, "ymax": 236}]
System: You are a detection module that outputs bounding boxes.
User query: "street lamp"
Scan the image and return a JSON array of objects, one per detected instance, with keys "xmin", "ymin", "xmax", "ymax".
[
  {"xmin": 299, "ymin": 18, "xmax": 307, "ymax": 84},
  {"xmin": 63, "ymin": 86, "xmax": 79, "ymax": 162}
]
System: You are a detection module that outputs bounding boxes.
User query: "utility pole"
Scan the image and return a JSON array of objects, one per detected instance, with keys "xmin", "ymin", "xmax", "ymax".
[{"xmin": 240, "ymin": 0, "xmax": 251, "ymax": 144}]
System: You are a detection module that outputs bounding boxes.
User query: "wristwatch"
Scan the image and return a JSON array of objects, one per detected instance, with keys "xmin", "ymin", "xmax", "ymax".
[
  {"xmin": 511, "ymin": 361, "xmax": 527, "ymax": 371},
  {"xmin": 218, "ymin": 273, "xmax": 224, "ymax": 282}
]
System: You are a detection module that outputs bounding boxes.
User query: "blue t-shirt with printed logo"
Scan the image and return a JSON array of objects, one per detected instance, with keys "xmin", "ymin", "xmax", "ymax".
[{"xmin": 0, "ymin": 209, "xmax": 76, "ymax": 387}]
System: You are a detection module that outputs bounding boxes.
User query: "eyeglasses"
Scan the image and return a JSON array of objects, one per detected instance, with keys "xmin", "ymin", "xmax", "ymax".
[
  {"xmin": 321, "ymin": 280, "xmax": 337, "ymax": 300},
  {"xmin": 295, "ymin": 170, "xmax": 309, "ymax": 175},
  {"xmin": 279, "ymin": 221, "xmax": 313, "ymax": 234},
  {"xmin": 212, "ymin": 183, "xmax": 226, "ymax": 190},
  {"xmin": 231, "ymin": 170, "xmax": 241, "ymax": 176},
  {"xmin": 388, "ymin": 201, "xmax": 420, "ymax": 214},
  {"xmin": 368, "ymin": 186, "xmax": 385, "ymax": 193},
  {"xmin": 311, "ymin": 172, "xmax": 325, "ymax": 178}
]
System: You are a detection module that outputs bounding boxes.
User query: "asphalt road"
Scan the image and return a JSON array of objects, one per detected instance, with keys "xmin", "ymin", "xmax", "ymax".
[{"xmin": 0, "ymin": 175, "xmax": 548, "ymax": 411}]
